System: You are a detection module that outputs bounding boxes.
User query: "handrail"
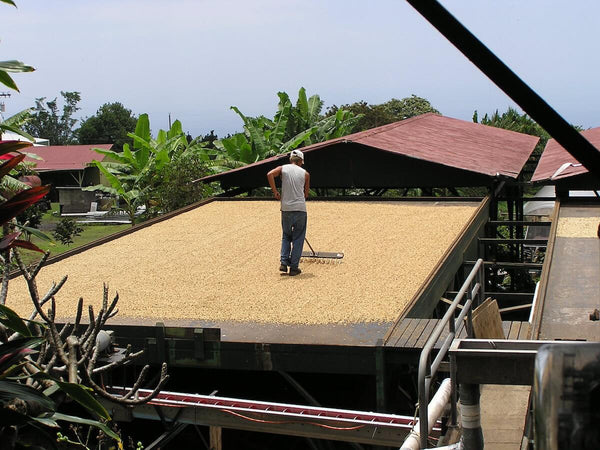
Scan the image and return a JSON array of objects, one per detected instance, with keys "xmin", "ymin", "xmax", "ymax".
[{"xmin": 417, "ymin": 258, "xmax": 484, "ymax": 449}]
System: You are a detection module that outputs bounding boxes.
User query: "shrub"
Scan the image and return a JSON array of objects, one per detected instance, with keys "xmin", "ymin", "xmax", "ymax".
[{"xmin": 53, "ymin": 218, "xmax": 83, "ymax": 245}]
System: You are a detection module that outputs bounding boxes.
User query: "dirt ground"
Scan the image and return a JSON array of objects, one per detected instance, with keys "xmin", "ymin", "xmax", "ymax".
[{"xmin": 8, "ymin": 200, "xmax": 478, "ymax": 325}]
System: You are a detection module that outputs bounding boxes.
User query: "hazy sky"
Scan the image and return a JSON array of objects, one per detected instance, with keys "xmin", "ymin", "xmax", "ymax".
[{"xmin": 2, "ymin": 1, "xmax": 599, "ymax": 139}]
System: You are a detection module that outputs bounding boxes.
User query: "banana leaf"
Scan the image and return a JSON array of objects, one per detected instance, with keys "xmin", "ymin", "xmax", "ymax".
[
  {"xmin": 0, "ymin": 174, "xmax": 30, "ymax": 196},
  {"xmin": 231, "ymin": 106, "xmax": 269, "ymax": 158},
  {"xmin": 90, "ymin": 161, "xmax": 125, "ymax": 196},
  {"xmin": 133, "ymin": 113, "xmax": 150, "ymax": 148},
  {"xmin": 281, "ymin": 127, "xmax": 317, "ymax": 153},
  {"xmin": 270, "ymin": 93, "xmax": 291, "ymax": 148},
  {"xmin": 82, "ymin": 184, "xmax": 119, "ymax": 196},
  {"xmin": 0, "ymin": 123, "xmax": 35, "ymax": 143},
  {"xmin": 306, "ymin": 93, "xmax": 324, "ymax": 125},
  {"xmin": 0, "ymin": 60, "xmax": 35, "ymax": 73}
]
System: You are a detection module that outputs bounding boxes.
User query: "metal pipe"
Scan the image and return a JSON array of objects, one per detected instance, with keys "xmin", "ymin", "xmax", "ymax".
[
  {"xmin": 426, "ymin": 443, "xmax": 463, "ymax": 450},
  {"xmin": 401, "ymin": 378, "xmax": 453, "ymax": 450},
  {"xmin": 418, "ymin": 259, "xmax": 483, "ymax": 448}
]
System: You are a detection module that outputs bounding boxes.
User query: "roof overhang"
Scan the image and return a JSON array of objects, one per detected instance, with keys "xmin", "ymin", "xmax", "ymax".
[{"xmin": 200, "ymin": 114, "xmax": 538, "ymax": 190}]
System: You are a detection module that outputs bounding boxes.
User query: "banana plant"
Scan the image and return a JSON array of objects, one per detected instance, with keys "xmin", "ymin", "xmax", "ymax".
[
  {"xmin": 86, "ymin": 114, "xmax": 212, "ymax": 221},
  {"xmin": 211, "ymin": 87, "xmax": 362, "ymax": 170},
  {"xmin": 0, "ymin": 60, "xmax": 34, "ymax": 93}
]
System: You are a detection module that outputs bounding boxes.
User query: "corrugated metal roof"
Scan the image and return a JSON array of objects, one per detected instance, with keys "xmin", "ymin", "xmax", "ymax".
[
  {"xmin": 532, "ymin": 127, "xmax": 600, "ymax": 182},
  {"xmin": 201, "ymin": 113, "xmax": 539, "ymax": 185},
  {"xmin": 23, "ymin": 144, "xmax": 112, "ymax": 171}
]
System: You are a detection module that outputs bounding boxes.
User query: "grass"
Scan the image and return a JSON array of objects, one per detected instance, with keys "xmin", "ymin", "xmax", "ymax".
[{"xmin": 19, "ymin": 203, "xmax": 130, "ymax": 266}]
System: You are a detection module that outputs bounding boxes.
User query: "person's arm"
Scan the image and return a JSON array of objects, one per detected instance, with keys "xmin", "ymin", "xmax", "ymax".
[
  {"xmin": 304, "ymin": 171, "xmax": 310, "ymax": 199},
  {"xmin": 267, "ymin": 166, "xmax": 282, "ymax": 200}
]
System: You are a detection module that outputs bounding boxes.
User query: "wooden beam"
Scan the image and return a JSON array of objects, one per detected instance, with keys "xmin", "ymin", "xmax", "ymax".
[
  {"xmin": 478, "ymin": 238, "xmax": 547, "ymax": 245},
  {"xmin": 499, "ymin": 304, "xmax": 533, "ymax": 313},
  {"xmin": 210, "ymin": 426, "xmax": 222, "ymax": 450}
]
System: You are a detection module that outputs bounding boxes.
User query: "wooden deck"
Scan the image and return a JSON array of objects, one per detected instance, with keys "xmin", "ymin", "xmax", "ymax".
[{"xmin": 384, "ymin": 318, "xmax": 530, "ymax": 348}]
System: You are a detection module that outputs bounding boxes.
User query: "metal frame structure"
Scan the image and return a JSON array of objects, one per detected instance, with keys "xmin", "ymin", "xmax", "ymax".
[
  {"xmin": 103, "ymin": 387, "xmax": 441, "ymax": 447},
  {"xmin": 417, "ymin": 259, "xmax": 484, "ymax": 449}
]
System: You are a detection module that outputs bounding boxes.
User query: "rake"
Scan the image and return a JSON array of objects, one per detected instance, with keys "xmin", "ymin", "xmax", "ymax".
[{"xmin": 301, "ymin": 238, "xmax": 344, "ymax": 260}]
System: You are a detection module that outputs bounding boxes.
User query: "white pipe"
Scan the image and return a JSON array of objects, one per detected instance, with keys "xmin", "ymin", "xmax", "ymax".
[
  {"xmin": 426, "ymin": 442, "xmax": 463, "ymax": 450},
  {"xmin": 400, "ymin": 378, "xmax": 452, "ymax": 450}
]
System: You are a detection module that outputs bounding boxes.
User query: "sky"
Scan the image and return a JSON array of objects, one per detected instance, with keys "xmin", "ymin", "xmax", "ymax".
[{"xmin": 2, "ymin": 0, "xmax": 600, "ymax": 140}]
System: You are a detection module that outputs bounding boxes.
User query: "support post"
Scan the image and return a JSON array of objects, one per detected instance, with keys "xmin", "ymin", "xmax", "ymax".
[
  {"xmin": 375, "ymin": 339, "xmax": 387, "ymax": 413},
  {"xmin": 209, "ymin": 426, "xmax": 222, "ymax": 450},
  {"xmin": 459, "ymin": 383, "xmax": 484, "ymax": 450}
]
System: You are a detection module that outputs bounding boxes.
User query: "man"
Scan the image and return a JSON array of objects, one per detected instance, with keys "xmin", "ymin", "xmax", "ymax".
[{"xmin": 267, "ymin": 149, "xmax": 310, "ymax": 276}]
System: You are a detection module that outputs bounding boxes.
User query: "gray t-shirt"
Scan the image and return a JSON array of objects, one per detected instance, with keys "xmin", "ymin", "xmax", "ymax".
[{"xmin": 281, "ymin": 164, "xmax": 307, "ymax": 212}]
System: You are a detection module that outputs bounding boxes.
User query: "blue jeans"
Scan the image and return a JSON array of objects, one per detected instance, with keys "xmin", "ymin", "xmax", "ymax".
[{"xmin": 280, "ymin": 211, "xmax": 307, "ymax": 269}]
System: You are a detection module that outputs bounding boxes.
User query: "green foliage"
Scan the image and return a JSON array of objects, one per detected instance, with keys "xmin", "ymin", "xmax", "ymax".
[
  {"xmin": 0, "ymin": 109, "xmax": 36, "ymax": 141},
  {"xmin": 23, "ymin": 91, "xmax": 81, "ymax": 145},
  {"xmin": 77, "ymin": 102, "xmax": 138, "ymax": 150},
  {"xmin": 53, "ymin": 218, "xmax": 83, "ymax": 246},
  {"xmin": 86, "ymin": 114, "xmax": 212, "ymax": 222},
  {"xmin": 327, "ymin": 94, "xmax": 440, "ymax": 132},
  {"xmin": 151, "ymin": 151, "xmax": 212, "ymax": 213},
  {"xmin": 0, "ymin": 60, "xmax": 34, "ymax": 92},
  {"xmin": 16, "ymin": 201, "xmax": 49, "ymax": 230},
  {"xmin": 211, "ymin": 87, "xmax": 362, "ymax": 168}
]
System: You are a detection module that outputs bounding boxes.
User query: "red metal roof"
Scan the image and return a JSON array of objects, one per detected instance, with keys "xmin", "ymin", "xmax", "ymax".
[
  {"xmin": 532, "ymin": 127, "xmax": 600, "ymax": 182},
  {"xmin": 23, "ymin": 144, "xmax": 112, "ymax": 171},
  {"xmin": 201, "ymin": 113, "xmax": 539, "ymax": 184}
]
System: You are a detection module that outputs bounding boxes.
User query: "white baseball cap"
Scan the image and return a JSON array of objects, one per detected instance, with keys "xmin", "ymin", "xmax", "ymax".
[{"xmin": 290, "ymin": 149, "xmax": 304, "ymax": 160}]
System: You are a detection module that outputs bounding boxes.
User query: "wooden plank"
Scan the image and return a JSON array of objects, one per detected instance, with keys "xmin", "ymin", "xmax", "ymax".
[
  {"xmin": 414, "ymin": 319, "xmax": 439, "ymax": 348},
  {"xmin": 404, "ymin": 319, "xmax": 429, "ymax": 348},
  {"xmin": 508, "ymin": 321, "xmax": 522, "ymax": 340},
  {"xmin": 472, "ymin": 298, "xmax": 505, "ymax": 339},
  {"xmin": 434, "ymin": 324, "xmax": 451, "ymax": 349},
  {"xmin": 518, "ymin": 322, "xmax": 530, "ymax": 340},
  {"xmin": 390, "ymin": 319, "xmax": 420, "ymax": 347},
  {"xmin": 385, "ymin": 318, "xmax": 411, "ymax": 346},
  {"xmin": 397, "ymin": 319, "xmax": 427, "ymax": 348}
]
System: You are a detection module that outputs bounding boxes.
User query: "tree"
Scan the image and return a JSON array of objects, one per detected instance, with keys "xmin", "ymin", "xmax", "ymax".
[
  {"xmin": 77, "ymin": 102, "xmax": 138, "ymax": 150},
  {"xmin": 327, "ymin": 94, "xmax": 440, "ymax": 132},
  {"xmin": 23, "ymin": 91, "xmax": 81, "ymax": 145}
]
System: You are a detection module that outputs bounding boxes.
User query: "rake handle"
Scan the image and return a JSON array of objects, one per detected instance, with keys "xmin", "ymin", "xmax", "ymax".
[{"xmin": 304, "ymin": 238, "xmax": 316, "ymax": 256}]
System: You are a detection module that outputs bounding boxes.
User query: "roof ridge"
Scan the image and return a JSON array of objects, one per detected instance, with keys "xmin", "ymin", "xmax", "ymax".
[{"xmin": 343, "ymin": 112, "xmax": 438, "ymax": 142}]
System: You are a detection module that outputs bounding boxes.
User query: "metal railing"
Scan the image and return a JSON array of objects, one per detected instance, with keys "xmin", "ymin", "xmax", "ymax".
[{"xmin": 417, "ymin": 258, "xmax": 485, "ymax": 449}]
